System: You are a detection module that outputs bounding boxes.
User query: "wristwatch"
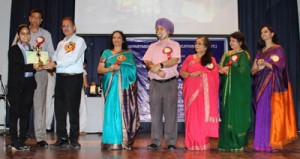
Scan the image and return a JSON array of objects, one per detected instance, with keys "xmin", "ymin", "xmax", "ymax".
[{"xmin": 160, "ymin": 63, "xmax": 164, "ymax": 68}]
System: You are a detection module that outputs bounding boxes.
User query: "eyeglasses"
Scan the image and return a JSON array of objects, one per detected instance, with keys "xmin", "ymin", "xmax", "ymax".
[{"xmin": 194, "ymin": 42, "xmax": 205, "ymax": 46}]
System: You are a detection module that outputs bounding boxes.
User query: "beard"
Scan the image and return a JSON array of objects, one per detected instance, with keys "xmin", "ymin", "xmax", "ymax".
[{"xmin": 157, "ymin": 32, "xmax": 168, "ymax": 40}]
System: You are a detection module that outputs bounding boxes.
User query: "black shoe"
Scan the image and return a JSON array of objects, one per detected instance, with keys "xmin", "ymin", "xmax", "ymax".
[
  {"xmin": 70, "ymin": 141, "xmax": 81, "ymax": 149},
  {"xmin": 21, "ymin": 145, "xmax": 30, "ymax": 151},
  {"xmin": 51, "ymin": 138, "xmax": 69, "ymax": 148},
  {"xmin": 37, "ymin": 140, "xmax": 49, "ymax": 147},
  {"xmin": 167, "ymin": 145, "xmax": 176, "ymax": 150},
  {"xmin": 147, "ymin": 143, "xmax": 158, "ymax": 150},
  {"xmin": 11, "ymin": 143, "xmax": 22, "ymax": 151},
  {"xmin": 46, "ymin": 129, "xmax": 54, "ymax": 133},
  {"xmin": 11, "ymin": 143, "xmax": 30, "ymax": 151},
  {"xmin": 18, "ymin": 140, "xmax": 30, "ymax": 150}
]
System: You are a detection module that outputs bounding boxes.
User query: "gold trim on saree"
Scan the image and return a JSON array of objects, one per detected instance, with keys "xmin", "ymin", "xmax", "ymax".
[
  {"xmin": 101, "ymin": 143, "xmax": 122, "ymax": 150},
  {"xmin": 203, "ymin": 73, "xmax": 210, "ymax": 122},
  {"xmin": 186, "ymin": 90, "xmax": 199, "ymax": 110}
]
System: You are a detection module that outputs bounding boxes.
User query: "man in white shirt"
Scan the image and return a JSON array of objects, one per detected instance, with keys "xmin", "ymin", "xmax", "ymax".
[{"xmin": 45, "ymin": 17, "xmax": 86, "ymax": 149}]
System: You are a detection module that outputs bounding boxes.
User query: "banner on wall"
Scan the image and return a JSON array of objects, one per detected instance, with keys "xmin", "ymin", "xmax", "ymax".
[{"xmin": 127, "ymin": 37, "xmax": 228, "ymax": 122}]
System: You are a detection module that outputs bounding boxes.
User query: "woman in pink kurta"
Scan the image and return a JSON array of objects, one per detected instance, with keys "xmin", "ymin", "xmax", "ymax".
[{"xmin": 180, "ymin": 36, "xmax": 220, "ymax": 150}]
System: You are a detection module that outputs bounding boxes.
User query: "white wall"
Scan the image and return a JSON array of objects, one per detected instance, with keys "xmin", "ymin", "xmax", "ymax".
[
  {"xmin": 75, "ymin": 0, "xmax": 238, "ymax": 35},
  {"xmin": 0, "ymin": 0, "xmax": 11, "ymax": 128}
]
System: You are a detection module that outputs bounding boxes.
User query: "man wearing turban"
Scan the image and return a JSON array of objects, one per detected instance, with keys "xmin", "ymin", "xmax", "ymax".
[{"xmin": 143, "ymin": 18, "xmax": 181, "ymax": 150}]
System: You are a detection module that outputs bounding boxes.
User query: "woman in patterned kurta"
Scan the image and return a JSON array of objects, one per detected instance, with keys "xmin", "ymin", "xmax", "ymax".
[
  {"xmin": 218, "ymin": 32, "xmax": 251, "ymax": 151},
  {"xmin": 180, "ymin": 37, "xmax": 219, "ymax": 150},
  {"xmin": 97, "ymin": 31, "xmax": 140, "ymax": 150},
  {"xmin": 251, "ymin": 26, "xmax": 297, "ymax": 152}
]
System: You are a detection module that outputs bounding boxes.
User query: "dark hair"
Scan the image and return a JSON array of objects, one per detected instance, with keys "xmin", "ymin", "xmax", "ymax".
[
  {"xmin": 29, "ymin": 9, "xmax": 43, "ymax": 18},
  {"xmin": 62, "ymin": 17, "xmax": 75, "ymax": 26},
  {"xmin": 16, "ymin": 24, "xmax": 31, "ymax": 46},
  {"xmin": 196, "ymin": 36, "xmax": 212, "ymax": 66},
  {"xmin": 230, "ymin": 31, "xmax": 248, "ymax": 51},
  {"xmin": 17, "ymin": 24, "xmax": 30, "ymax": 35},
  {"xmin": 109, "ymin": 30, "xmax": 128, "ymax": 50},
  {"xmin": 257, "ymin": 26, "xmax": 279, "ymax": 50}
]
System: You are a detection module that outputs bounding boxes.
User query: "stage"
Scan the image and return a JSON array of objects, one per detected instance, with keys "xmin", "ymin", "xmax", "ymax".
[{"xmin": 0, "ymin": 132, "xmax": 299, "ymax": 159}]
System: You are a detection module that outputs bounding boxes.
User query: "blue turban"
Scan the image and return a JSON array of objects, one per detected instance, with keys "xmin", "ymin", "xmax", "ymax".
[{"xmin": 155, "ymin": 18, "xmax": 174, "ymax": 35}]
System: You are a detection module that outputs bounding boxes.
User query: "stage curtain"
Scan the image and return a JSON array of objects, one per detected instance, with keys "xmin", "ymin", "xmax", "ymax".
[
  {"xmin": 238, "ymin": 0, "xmax": 300, "ymax": 129},
  {"xmin": 9, "ymin": 0, "xmax": 75, "ymax": 50},
  {"xmin": 9, "ymin": 0, "xmax": 300, "ymax": 129}
]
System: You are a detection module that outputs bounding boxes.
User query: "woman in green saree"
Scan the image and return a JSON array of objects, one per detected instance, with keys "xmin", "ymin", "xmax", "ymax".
[
  {"xmin": 97, "ymin": 31, "xmax": 140, "ymax": 150},
  {"xmin": 218, "ymin": 32, "xmax": 251, "ymax": 151}
]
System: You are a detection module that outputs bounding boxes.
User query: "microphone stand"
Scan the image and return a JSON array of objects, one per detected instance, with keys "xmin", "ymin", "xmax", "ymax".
[{"xmin": 0, "ymin": 74, "xmax": 9, "ymax": 135}]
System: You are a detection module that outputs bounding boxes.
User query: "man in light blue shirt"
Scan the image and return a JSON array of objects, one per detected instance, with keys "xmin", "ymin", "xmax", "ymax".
[{"xmin": 45, "ymin": 17, "xmax": 86, "ymax": 149}]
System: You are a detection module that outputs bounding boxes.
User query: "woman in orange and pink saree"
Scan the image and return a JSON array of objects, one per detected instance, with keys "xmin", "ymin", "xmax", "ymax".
[
  {"xmin": 251, "ymin": 26, "xmax": 298, "ymax": 152},
  {"xmin": 180, "ymin": 36, "xmax": 220, "ymax": 150}
]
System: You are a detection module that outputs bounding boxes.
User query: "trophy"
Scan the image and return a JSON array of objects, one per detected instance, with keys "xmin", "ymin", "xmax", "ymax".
[{"xmin": 35, "ymin": 36, "xmax": 45, "ymax": 66}]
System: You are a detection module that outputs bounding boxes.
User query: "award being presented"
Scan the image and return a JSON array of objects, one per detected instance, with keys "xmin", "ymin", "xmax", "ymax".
[
  {"xmin": 33, "ymin": 36, "xmax": 47, "ymax": 66},
  {"xmin": 26, "ymin": 36, "xmax": 49, "ymax": 66},
  {"xmin": 26, "ymin": 51, "xmax": 49, "ymax": 65}
]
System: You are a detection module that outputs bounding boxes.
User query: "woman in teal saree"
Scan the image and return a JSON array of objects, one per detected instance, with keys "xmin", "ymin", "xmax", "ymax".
[{"xmin": 97, "ymin": 31, "xmax": 140, "ymax": 150}]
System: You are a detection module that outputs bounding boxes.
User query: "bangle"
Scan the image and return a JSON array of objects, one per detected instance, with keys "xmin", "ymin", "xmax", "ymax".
[{"xmin": 160, "ymin": 63, "xmax": 164, "ymax": 68}]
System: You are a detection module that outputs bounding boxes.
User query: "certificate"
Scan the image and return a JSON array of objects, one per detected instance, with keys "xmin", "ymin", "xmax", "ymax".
[{"xmin": 26, "ymin": 51, "xmax": 49, "ymax": 64}]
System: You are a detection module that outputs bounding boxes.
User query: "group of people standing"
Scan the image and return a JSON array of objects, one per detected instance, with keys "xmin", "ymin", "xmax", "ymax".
[
  {"xmin": 217, "ymin": 26, "xmax": 297, "ymax": 152},
  {"xmin": 8, "ymin": 9, "xmax": 55, "ymax": 150},
  {"xmin": 97, "ymin": 18, "xmax": 298, "ymax": 152},
  {"xmin": 8, "ymin": 9, "xmax": 297, "ymax": 152},
  {"xmin": 8, "ymin": 9, "xmax": 87, "ymax": 150}
]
